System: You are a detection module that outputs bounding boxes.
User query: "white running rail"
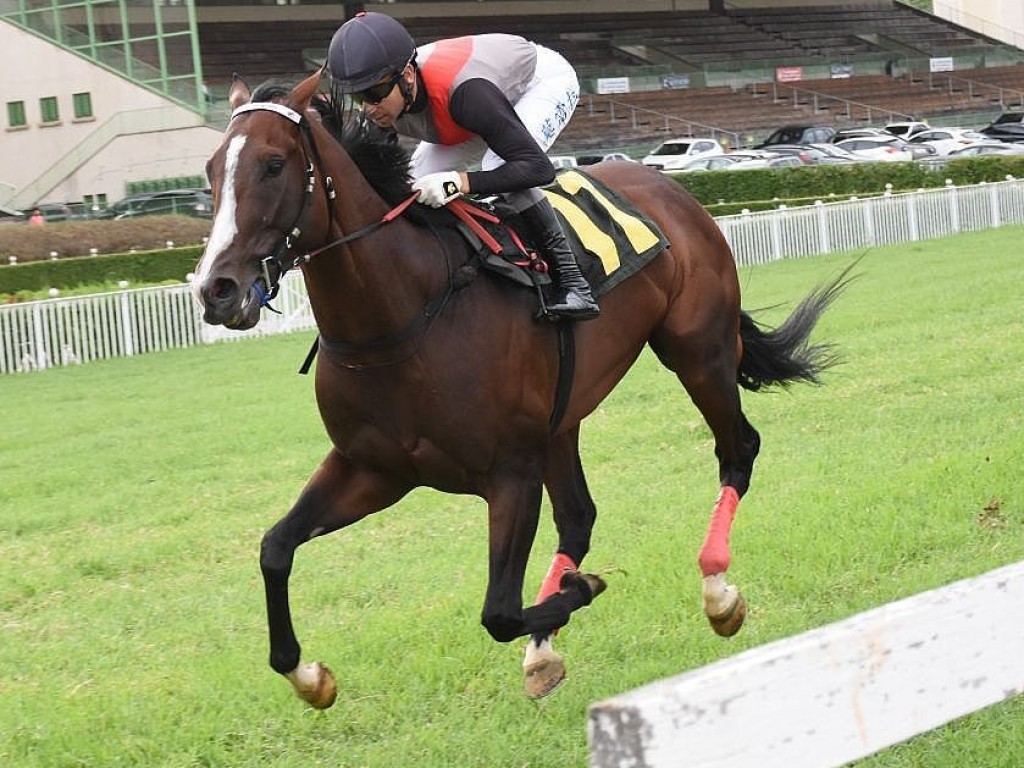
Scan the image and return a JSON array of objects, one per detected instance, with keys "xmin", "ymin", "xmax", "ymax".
[{"xmin": 4, "ymin": 177, "xmax": 1024, "ymax": 374}]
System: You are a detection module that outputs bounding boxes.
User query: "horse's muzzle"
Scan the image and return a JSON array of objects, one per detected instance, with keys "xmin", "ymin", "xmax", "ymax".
[{"xmin": 198, "ymin": 276, "xmax": 261, "ymax": 329}]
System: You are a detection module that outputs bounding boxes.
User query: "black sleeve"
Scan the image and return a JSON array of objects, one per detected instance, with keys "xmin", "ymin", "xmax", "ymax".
[{"xmin": 447, "ymin": 79, "xmax": 556, "ymax": 196}]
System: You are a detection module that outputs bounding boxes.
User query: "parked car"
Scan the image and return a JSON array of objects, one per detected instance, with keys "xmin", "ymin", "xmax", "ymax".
[
  {"xmin": 0, "ymin": 204, "xmax": 25, "ymax": 224},
  {"xmin": 842, "ymin": 134, "xmax": 935, "ymax": 160},
  {"xmin": 727, "ymin": 154, "xmax": 804, "ymax": 171},
  {"xmin": 641, "ymin": 138, "xmax": 724, "ymax": 171},
  {"xmin": 765, "ymin": 143, "xmax": 856, "ymax": 165},
  {"xmin": 575, "ymin": 152, "xmax": 634, "ymax": 165},
  {"xmin": 946, "ymin": 141, "xmax": 1024, "ymax": 158},
  {"xmin": 674, "ymin": 155, "xmax": 747, "ymax": 173},
  {"xmin": 101, "ymin": 188, "xmax": 213, "ymax": 220},
  {"xmin": 832, "ymin": 126, "xmax": 894, "ymax": 142},
  {"xmin": 807, "ymin": 142, "xmax": 863, "ymax": 163},
  {"xmin": 885, "ymin": 121, "xmax": 930, "ymax": 139},
  {"xmin": 21, "ymin": 202, "xmax": 74, "ymax": 222},
  {"xmin": 833, "ymin": 136, "xmax": 915, "ymax": 163},
  {"xmin": 980, "ymin": 111, "xmax": 1024, "ymax": 143},
  {"xmin": 548, "ymin": 155, "xmax": 578, "ymax": 170},
  {"xmin": 755, "ymin": 125, "xmax": 836, "ymax": 149},
  {"xmin": 908, "ymin": 127, "xmax": 989, "ymax": 156}
]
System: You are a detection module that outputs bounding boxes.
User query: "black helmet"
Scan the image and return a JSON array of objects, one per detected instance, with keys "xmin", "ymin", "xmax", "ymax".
[{"xmin": 328, "ymin": 12, "xmax": 416, "ymax": 93}]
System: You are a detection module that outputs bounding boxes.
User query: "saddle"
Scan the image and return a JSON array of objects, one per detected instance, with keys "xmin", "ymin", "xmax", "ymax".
[
  {"xmin": 298, "ymin": 170, "xmax": 669, "ymax": 426},
  {"xmin": 448, "ymin": 169, "xmax": 669, "ymax": 300}
]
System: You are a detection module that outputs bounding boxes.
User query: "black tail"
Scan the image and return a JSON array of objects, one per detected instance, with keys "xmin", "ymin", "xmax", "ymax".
[{"xmin": 737, "ymin": 264, "xmax": 856, "ymax": 392}]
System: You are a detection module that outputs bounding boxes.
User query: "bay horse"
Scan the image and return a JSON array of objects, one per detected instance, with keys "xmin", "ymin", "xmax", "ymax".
[{"xmin": 193, "ymin": 71, "xmax": 846, "ymax": 708}]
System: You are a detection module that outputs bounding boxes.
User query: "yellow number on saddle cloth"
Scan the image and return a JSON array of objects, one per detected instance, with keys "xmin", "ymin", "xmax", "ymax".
[{"xmin": 543, "ymin": 170, "xmax": 669, "ymax": 295}]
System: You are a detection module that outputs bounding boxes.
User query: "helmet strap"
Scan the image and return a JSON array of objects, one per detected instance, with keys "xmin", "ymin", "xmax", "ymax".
[{"xmin": 397, "ymin": 66, "xmax": 416, "ymax": 117}]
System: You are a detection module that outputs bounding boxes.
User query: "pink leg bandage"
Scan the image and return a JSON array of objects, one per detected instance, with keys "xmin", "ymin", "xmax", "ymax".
[
  {"xmin": 698, "ymin": 486, "xmax": 740, "ymax": 576},
  {"xmin": 534, "ymin": 552, "xmax": 578, "ymax": 605}
]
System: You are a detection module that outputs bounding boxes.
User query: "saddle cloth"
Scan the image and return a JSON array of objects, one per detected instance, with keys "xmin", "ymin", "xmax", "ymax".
[
  {"xmin": 545, "ymin": 169, "xmax": 669, "ymax": 297},
  {"xmin": 450, "ymin": 169, "xmax": 669, "ymax": 296}
]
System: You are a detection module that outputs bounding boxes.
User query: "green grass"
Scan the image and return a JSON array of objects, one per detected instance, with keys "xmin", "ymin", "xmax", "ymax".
[{"xmin": 1, "ymin": 227, "xmax": 1022, "ymax": 767}]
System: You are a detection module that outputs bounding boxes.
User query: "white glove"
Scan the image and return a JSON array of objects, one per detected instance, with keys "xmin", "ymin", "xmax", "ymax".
[{"xmin": 412, "ymin": 171, "xmax": 463, "ymax": 208}]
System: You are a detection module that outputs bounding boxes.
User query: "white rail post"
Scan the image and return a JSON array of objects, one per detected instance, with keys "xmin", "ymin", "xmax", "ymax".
[{"xmin": 589, "ymin": 561, "xmax": 1024, "ymax": 768}]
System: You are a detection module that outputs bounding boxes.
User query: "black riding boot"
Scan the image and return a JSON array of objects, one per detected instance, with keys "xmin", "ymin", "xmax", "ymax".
[{"xmin": 519, "ymin": 199, "xmax": 600, "ymax": 321}]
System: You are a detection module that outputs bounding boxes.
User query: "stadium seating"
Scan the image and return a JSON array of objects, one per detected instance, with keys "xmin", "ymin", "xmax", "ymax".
[{"xmin": 192, "ymin": 4, "xmax": 1024, "ymax": 150}]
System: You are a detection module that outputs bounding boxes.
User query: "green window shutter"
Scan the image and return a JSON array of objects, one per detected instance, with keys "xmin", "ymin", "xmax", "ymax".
[
  {"xmin": 73, "ymin": 92, "xmax": 93, "ymax": 119},
  {"xmin": 6, "ymin": 101, "xmax": 26, "ymax": 128},
  {"xmin": 40, "ymin": 96, "xmax": 60, "ymax": 123}
]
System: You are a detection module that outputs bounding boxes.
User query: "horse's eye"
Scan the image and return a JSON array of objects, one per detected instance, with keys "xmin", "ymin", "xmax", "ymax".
[{"xmin": 266, "ymin": 157, "xmax": 285, "ymax": 178}]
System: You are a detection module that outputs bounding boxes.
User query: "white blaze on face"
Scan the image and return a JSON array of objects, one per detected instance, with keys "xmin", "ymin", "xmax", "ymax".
[{"xmin": 192, "ymin": 133, "xmax": 247, "ymax": 298}]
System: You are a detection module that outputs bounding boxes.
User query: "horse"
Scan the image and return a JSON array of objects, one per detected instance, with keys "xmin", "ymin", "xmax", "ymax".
[{"xmin": 192, "ymin": 70, "xmax": 847, "ymax": 708}]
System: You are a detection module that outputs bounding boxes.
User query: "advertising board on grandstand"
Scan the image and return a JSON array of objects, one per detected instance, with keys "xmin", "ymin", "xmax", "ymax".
[{"xmin": 596, "ymin": 76, "xmax": 630, "ymax": 94}]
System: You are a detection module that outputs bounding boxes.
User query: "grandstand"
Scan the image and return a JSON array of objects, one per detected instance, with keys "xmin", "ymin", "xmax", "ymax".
[
  {"xmin": 190, "ymin": 3, "xmax": 1024, "ymax": 153},
  {"xmin": 2, "ymin": 0, "xmax": 1023, "ymax": 210}
]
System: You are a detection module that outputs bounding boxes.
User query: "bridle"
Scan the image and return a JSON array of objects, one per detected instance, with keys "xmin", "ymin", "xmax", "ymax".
[{"xmin": 228, "ymin": 101, "xmax": 419, "ymax": 309}]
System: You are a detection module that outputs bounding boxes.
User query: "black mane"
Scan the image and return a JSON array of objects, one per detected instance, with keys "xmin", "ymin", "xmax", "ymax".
[
  {"xmin": 248, "ymin": 83, "xmax": 439, "ymax": 224},
  {"xmin": 308, "ymin": 93, "xmax": 417, "ymax": 208}
]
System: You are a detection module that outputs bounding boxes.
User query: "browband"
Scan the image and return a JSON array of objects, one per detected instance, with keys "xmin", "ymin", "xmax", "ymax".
[{"xmin": 231, "ymin": 102, "xmax": 304, "ymax": 124}]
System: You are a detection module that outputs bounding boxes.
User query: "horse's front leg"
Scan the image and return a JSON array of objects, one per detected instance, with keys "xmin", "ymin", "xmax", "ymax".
[
  {"xmin": 480, "ymin": 470, "xmax": 605, "ymax": 685},
  {"xmin": 523, "ymin": 428, "xmax": 599, "ymax": 698},
  {"xmin": 261, "ymin": 449, "xmax": 410, "ymax": 709}
]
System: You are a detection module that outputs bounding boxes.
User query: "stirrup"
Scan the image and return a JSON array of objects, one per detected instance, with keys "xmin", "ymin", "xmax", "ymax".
[{"xmin": 543, "ymin": 290, "xmax": 600, "ymax": 321}]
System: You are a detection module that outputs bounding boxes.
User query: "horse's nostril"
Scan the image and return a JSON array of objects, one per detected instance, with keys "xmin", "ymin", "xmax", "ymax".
[
  {"xmin": 201, "ymin": 277, "xmax": 240, "ymax": 309},
  {"xmin": 212, "ymin": 278, "xmax": 237, "ymax": 300}
]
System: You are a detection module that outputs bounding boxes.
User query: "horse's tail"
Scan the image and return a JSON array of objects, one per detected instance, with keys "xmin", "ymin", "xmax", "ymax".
[{"xmin": 737, "ymin": 264, "xmax": 856, "ymax": 392}]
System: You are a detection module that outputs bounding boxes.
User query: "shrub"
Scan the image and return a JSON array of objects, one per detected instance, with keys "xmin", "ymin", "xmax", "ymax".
[
  {"xmin": 0, "ymin": 215, "xmax": 210, "ymax": 263},
  {"xmin": 0, "ymin": 247, "xmax": 203, "ymax": 296},
  {"xmin": 672, "ymin": 156, "xmax": 1024, "ymax": 208}
]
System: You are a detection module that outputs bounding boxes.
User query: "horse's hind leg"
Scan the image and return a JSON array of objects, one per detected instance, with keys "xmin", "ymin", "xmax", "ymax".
[
  {"xmin": 654, "ymin": 329, "xmax": 760, "ymax": 638},
  {"xmin": 261, "ymin": 449, "xmax": 410, "ymax": 708},
  {"xmin": 689, "ymin": 368, "xmax": 760, "ymax": 636},
  {"xmin": 523, "ymin": 427, "xmax": 598, "ymax": 698}
]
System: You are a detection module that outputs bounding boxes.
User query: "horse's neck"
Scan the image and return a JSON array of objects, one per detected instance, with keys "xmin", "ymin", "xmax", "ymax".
[{"xmin": 304, "ymin": 131, "xmax": 446, "ymax": 345}]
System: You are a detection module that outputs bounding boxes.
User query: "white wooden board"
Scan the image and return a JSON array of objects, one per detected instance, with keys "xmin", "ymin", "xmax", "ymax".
[{"xmin": 589, "ymin": 560, "xmax": 1024, "ymax": 768}]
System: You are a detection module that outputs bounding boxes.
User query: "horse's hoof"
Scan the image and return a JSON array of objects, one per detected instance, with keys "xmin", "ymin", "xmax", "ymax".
[
  {"xmin": 707, "ymin": 591, "xmax": 747, "ymax": 637},
  {"xmin": 524, "ymin": 653, "xmax": 566, "ymax": 699},
  {"xmin": 581, "ymin": 572, "xmax": 607, "ymax": 600},
  {"xmin": 287, "ymin": 661, "xmax": 338, "ymax": 709},
  {"xmin": 559, "ymin": 571, "xmax": 607, "ymax": 605}
]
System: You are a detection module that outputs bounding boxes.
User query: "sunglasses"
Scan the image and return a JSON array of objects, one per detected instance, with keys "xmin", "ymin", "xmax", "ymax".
[{"xmin": 352, "ymin": 72, "xmax": 403, "ymax": 105}]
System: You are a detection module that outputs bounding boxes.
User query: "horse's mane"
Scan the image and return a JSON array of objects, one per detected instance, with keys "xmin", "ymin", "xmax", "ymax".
[{"xmin": 250, "ymin": 82, "xmax": 443, "ymax": 226}]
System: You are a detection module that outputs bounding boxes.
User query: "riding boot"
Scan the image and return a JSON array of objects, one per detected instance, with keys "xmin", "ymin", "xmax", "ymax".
[{"xmin": 519, "ymin": 198, "xmax": 600, "ymax": 321}]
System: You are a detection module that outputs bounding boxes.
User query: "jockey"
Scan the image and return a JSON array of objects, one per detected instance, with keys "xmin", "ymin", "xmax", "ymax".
[{"xmin": 327, "ymin": 11, "xmax": 600, "ymax": 321}]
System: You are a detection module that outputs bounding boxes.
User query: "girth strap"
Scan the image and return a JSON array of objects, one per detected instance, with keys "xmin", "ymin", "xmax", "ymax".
[{"xmin": 549, "ymin": 322, "xmax": 576, "ymax": 434}]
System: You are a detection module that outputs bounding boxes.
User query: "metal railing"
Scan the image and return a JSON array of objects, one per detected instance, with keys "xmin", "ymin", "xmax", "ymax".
[
  {"xmin": 923, "ymin": 70, "xmax": 1024, "ymax": 111},
  {"xmin": 581, "ymin": 95, "xmax": 742, "ymax": 145},
  {"xmin": 759, "ymin": 82, "xmax": 916, "ymax": 125},
  {"xmin": 4, "ymin": 178, "xmax": 1024, "ymax": 374}
]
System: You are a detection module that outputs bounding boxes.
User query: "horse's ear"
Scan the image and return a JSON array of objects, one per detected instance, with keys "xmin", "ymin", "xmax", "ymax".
[
  {"xmin": 228, "ymin": 74, "xmax": 250, "ymax": 111},
  {"xmin": 291, "ymin": 69, "xmax": 325, "ymax": 113}
]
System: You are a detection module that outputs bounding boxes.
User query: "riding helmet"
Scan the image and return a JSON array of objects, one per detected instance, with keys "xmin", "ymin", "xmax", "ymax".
[{"xmin": 328, "ymin": 12, "xmax": 416, "ymax": 93}]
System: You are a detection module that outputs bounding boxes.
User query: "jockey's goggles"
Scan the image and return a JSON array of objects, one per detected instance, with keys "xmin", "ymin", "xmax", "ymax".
[{"xmin": 351, "ymin": 71, "xmax": 404, "ymax": 105}]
